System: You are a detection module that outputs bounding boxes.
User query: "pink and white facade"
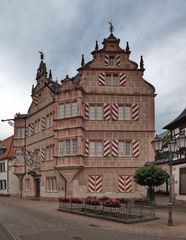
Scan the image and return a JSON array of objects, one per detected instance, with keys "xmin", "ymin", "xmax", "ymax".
[{"xmin": 13, "ymin": 32, "xmax": 155, "ymax": 200}]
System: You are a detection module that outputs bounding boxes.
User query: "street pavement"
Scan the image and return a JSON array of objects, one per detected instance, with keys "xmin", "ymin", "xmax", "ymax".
[{"xmin": 0, "ymin": 197, "xmax": 186, "ymax": 240}]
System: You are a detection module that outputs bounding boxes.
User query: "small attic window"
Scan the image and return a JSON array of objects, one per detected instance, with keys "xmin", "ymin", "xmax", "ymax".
[
  {"xmin": 0, "ymin": 146, "xmax": 6, "ymax": 155},
  {"xmin": 110, "ymin": 44, "xmax": 114, "ymax": 48}
]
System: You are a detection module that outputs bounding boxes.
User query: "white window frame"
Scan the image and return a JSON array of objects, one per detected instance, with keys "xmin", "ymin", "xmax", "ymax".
[
  {"xmin": 89, "ymin": 141, "xmax": 103, "ymax": 157},
  {"xmin": 118, "ymin": 141, "xmax": 132, "ymax": 156},
  {"xmin": 106, "ymin": 74, "xmax": 119, "ymax": 85},
  {"xmin": 118, "ymin": 105, "xmax": 132, "ymax": 120},
  {"xmin": 46, "ymin": 177, "xmax": 57, "ymax": 192},
  {"xmin": 58, "ymin": 139, "xmax": 77, "ymax": 156},
  {"xmin": 59, "ymin": 101, "xmax": 78, "ymax": 119},
  {"xmin": 15, "ymin": 127, "xmax": 25, "ymax": 139}
]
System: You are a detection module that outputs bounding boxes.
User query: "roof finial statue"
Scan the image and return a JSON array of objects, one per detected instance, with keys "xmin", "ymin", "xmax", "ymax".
[
  {"xmin": 49, "ymin": 69, "xmax": 52, "ymax": 80},
  {"xmin": 108, "ymin": 21, "xmax": 114, "ymax": 34},
  {"xmin": 95, "ymin": 40, "xmax": 99, "ymax": 51},
  {"xmin": 81, "ymin": 54, "xmax": 85, "ymax": 67},
  {"xmin": 140, "ymin": 55, "xmax": 144, "ymax": 70},
  {"xmin": 126, "ymin": 41, "xmax": 130, "ymax": 54},
  {"xmin": 38, "ymin": 50, "xmax": 44, "ymax": 61}
]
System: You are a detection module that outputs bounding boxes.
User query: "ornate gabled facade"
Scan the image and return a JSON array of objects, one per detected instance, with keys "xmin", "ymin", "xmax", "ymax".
[{"xmin": 14, "ymin": 31, "xmax": 155, "ymax": 200}]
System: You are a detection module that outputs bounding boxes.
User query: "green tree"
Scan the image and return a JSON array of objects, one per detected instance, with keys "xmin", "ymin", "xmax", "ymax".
[{"xmin": 134, "ymin": 164, "xmax": 169, "ymax": 201}]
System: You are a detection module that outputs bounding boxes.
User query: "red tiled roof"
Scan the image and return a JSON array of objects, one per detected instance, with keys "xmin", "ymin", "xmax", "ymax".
[{"xmin": 0, "ymin": 135, "xmax": 14, "ymax": 160}]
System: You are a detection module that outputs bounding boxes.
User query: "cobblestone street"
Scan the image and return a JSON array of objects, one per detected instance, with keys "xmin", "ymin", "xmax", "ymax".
[{"xmin": 0, "ymin": 197, "xmax": 186, "ymax": 240}]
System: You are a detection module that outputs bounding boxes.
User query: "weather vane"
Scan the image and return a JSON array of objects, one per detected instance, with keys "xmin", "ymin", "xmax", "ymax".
[
  {"xmin": 38, "ymin": 50, "xmax": 44, "ymax": 61},
  {"xmin": 108, "ymin": 21, "xmax": 114, "ymax": 34}
]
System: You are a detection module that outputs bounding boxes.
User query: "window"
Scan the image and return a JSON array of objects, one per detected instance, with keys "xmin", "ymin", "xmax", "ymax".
[
  {"xmin": 0, "ymin": 180, "xmax": 6, "ymax": 190},
  {"xmin": 0, "ymin": 162, "xmax": 6, "ymax": 172},
  {"xmin": 46, "ymin": 177, "xmax": 57, "ymax": 192},
  {"xmin": 118, "ymin": 141, "xmax": 131, "ymax": 156},
  {"xmin": 118, "ymin": 105, "xmax": 132, "ymax": 120},
  {"xmin": 35, "ymin": 119, "xmax": 40, "ymax": 133},
  {"xmin": 89, "ymin": 105, "xmax": 103, "ymax": 120},
  {"xmin": 89, "ymin": 141, "xmax": 103, "ymax": 157},
  {"xmin": 59, "ymin": 101, "xmax": 78, "ymax": 119},
  {"xmin": 46, "ymin": 112, "xmax": 53, "ymax": 128},
  {"xmin": 15, "ymin": 128, "xmax": 25, "ymax": 139},
  {"xmin": 180, "ymin": 168, "xmax": 186, "ymax": 195},
  {"xmin": 46, "ymin": 145, "xmax": 54, "ymax": 160},
  {"xmin": 106, "ymin": 74, "xmax": 119, "ymax": 85},
  {"xmin": 34, "ymin": 149, "xmax": 40, "ymax": 163},
  {"xmin": 108, "ymin": 56, "xmax": 115, "ymax": 66},
  {"xmin": 25, "ymin": 179, "xmax": 31, "ymax": 191},
  {"xmin": 58, "ymin": 139, "xmax": 77, "ymax": 156}
]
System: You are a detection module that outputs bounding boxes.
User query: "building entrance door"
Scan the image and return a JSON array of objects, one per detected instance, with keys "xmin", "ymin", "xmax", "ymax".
[{"xmin": 35, "ymin": 178, "xmax": 40, "ymax": 199}]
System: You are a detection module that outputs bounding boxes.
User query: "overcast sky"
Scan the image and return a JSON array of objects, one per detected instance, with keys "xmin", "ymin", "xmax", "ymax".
[{"xmin": 0, "ymin": 0, "xmax": 186, "ymax": 140}]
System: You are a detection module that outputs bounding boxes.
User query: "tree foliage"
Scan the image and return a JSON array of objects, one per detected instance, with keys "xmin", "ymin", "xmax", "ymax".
[
  {"xmin": 134, "ymin": 164, "xmax": 169, "ymax": 201},
  {"xmin": 134, "ymin": 164, "xmax": 168, "ymax": 187}
]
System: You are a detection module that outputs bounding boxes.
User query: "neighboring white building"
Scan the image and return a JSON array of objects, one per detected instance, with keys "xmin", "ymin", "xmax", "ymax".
[{"xmin": 0, "ymin": 136, "xmax": 19, "ymax": 197}]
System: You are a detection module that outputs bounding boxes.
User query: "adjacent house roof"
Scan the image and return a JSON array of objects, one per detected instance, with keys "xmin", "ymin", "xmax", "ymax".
[
  {"xmin": 0, "ymin": 135, "xmax": 14, "ymax": 161},
  {"xmin": 163, "ymin": 108, "xmax": 186, "ymax": 130}
]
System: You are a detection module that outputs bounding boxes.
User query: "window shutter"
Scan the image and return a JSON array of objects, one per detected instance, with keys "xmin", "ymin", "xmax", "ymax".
[
  {"xmin": 112, "ymin": 103, "xmax": 118, "ymax": 120},
  {"xmin": 41, "ymin": 117, "xmax": 45, "ymax": 131},
  {"xmin": 30, "ymin": 123, "xmax": 34, "ymax": 135},
  {"xmin": 104, "ymin": 104, "xmax": 110, "ymax": 120},
  {"xmin": 104, "ymin": 55, "xmax": 109, "ymax": 66},
  {"xmin": 132, "ymin": 139, "xmax": 139, "ymax": 157},
  {"xmin": 98, "ymin": 72, "xmax": 106, "ymax": 86},
  {"xmin": 85, "ymin": 139, "xmax": 89, "ymax": 156},
  {"xmin": 132, "ymin": 104, "xmax": 139, "ymax": 120},
  {"xmin": 119, "ymin": 73, "xmax": 127, "ymax": 86},
  {"xmin": 104, "ymin": 140, "xmax": 110, "ymax": 157},
  {"xmin": 118, "ymin": 175, "xmax": 132, "ymax": 192},
  {"xmin": 112, "ymin": 140, "xmax": 119, "ymax": 156},
  {"xmin": 85, "ymin": 103, "xmax": 89, "ymax": 119},
  {"xmin": 88, "ymin": 175, "xmax": 103, "ymax": 192},
  {"xmin": 41, "ymin": 147, "xmax": 45, "ymax": 162},
  {"xmin": 33, "ymin": 94, "xmax": 38, "ymax": 105},
  {"xmin": 116, "ymin": 54, "xmax": 121, "ymax": 66}
]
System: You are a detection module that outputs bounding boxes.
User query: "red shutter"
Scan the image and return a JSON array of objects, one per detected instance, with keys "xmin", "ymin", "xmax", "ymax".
[
  {"xmin": 104, "ymin": 140, "xmax": 110, "ymax": 157},
  {"xmin": 41, "ymin": 147, "xmax": 45, "ymax": 162},
  {"xmin": 85, "ymin": 139, "xmax": 89, "ymax": 156},
  {"xmin": 85, "ymin": 103, "xmax": 89, "ymax": 119},
  {"xmin": 88, "ymin": 175, "xmax": 103, "ymax": 192},
  {"xmin": 41, "ymin": 117, "xmax": 45, "ymax": 131},
  {"xmin": 119, "ymin": 73, "xmax": 127, "ymax": 86},
  {"xmin": 118, "ymin": 175, "xmax": 132, "ymax": 192},
  {"xmin": 112, "ymin": 103, "xmax": 118, "ymax": 120},
  {"xmin": 132, "ymin": 139, "xmax": 139, "ymax": 157},
  {"xmin": 116, "ymin": 54, "xmax": 120, "ymax": 66},
  {"xmin": 104, "ymin": 104, "xmax": 110, "ymax": 120},
  {"xmin": 104, "ymin": 55, "xmax": 109, "ymax": 66},
  {"xmin": 132, "ymin": 104, "xmax": 139, "ymax": 120},
  {"xmin": 112, "ymin": 140, "xmax": 119, "ymax": 156},
  {"xmin": 98, "ymin": 72, "xmax": 106, "ymax": 86}
]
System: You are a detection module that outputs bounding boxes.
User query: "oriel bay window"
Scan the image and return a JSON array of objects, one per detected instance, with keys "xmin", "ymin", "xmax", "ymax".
[
  {"xmin": 106, "ymin": 74, "xmax": 119, "ymax": 85},
  {"xmin": 89, "ymin": 105, "xmax": 103, "ymax": 120},
  {"xmin": 58, "ymin": 139, "xmax": 77, "ymax": 156},
  {"xmin": 118, "ymin": 141, "xmax": 132, "ymax": 156},
  {"xmin": 59, "ymin": 101, "xmax": 77, "ymax": 119},
  {"xmin": 118, "ymin": 105, "xmax": 132, "ymax": 120},
  {"xmin": 15, "ymin": 127, "xmax": 25, "ymax": 139},
  {"xmin": 89, "ymin": 141, "xmax": 103, "ymax": 157}
]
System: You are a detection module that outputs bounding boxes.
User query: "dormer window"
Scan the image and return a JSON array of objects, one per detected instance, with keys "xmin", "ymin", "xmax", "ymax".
[
  {"xmin": 109, "ymin": 56, "xmax": 115, "ymax": 66},
  {"xmin": 106, "ymin": 74, "xmax": 119, "ymax": 85}
]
